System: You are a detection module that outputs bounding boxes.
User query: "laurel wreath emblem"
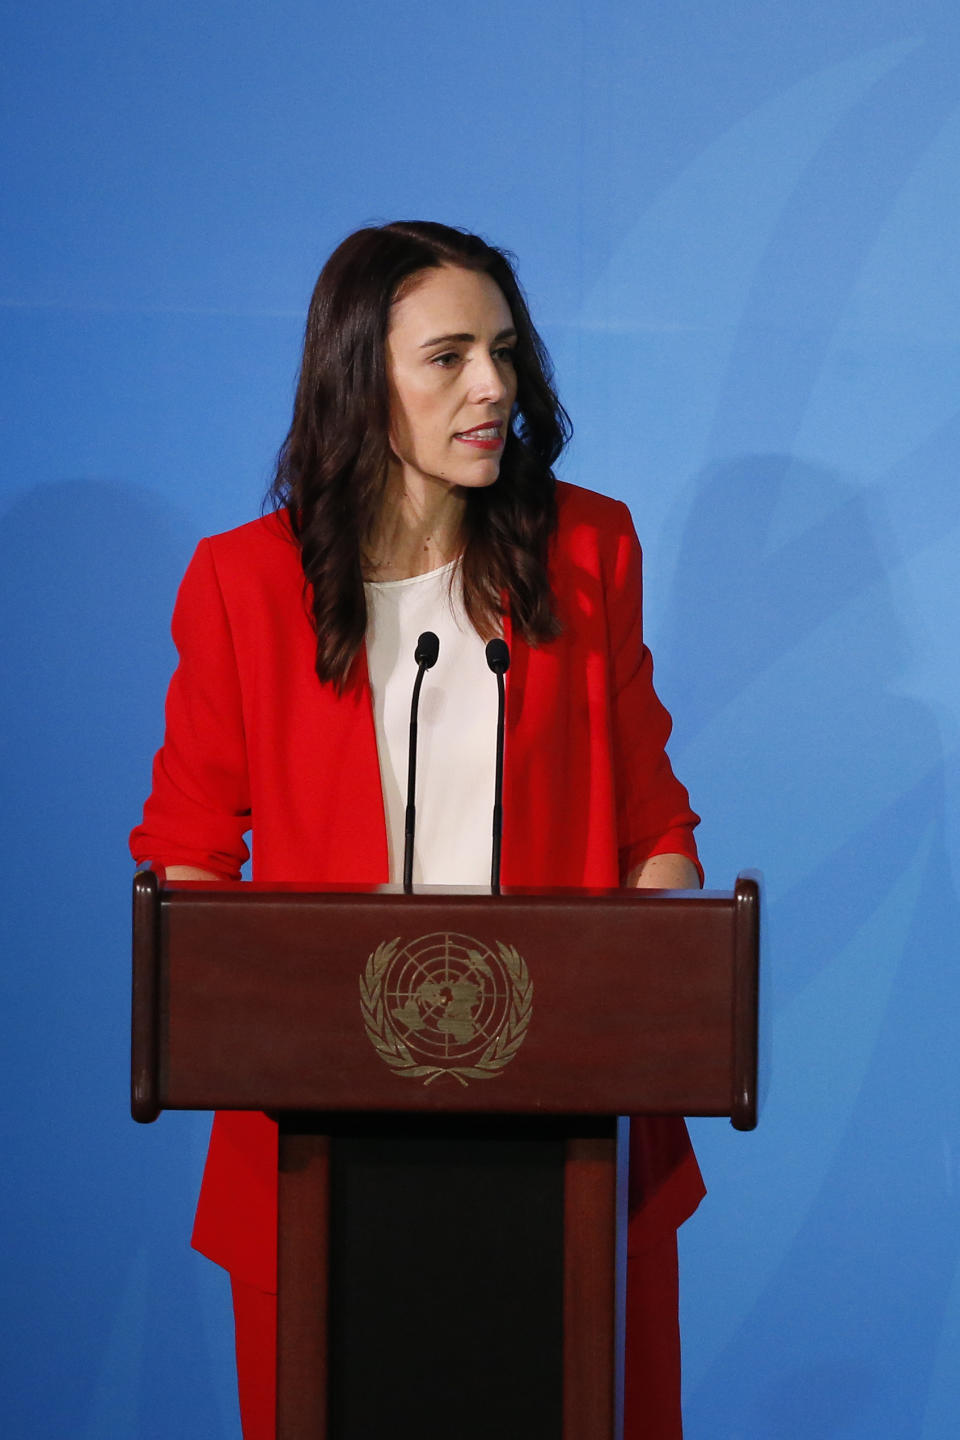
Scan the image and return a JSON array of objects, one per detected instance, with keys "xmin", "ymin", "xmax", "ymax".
[{"xmin": 359, "ymin": 936, "xmax": 533, "ymax": 1086}]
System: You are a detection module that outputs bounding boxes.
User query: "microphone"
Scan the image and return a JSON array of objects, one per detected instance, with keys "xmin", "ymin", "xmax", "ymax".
[
  {"xmin": 485, "ymin": 638, "xmax": 510, "ymax": 893},
  {"xmin": 414, "ymin": 631, "xmax": 440, "ymax": 669},
  {"xmin": 403, "ymin": 631, "xmax": 440, "ymax": 892}
]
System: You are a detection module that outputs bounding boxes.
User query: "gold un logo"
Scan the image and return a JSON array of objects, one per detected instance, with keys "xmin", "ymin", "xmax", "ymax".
[{"xmin": 360, "ymin": 931, "xmax": 533, "ymax": 1086}]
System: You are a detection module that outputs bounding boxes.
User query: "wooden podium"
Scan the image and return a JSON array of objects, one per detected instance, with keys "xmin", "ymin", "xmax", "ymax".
[{"xmin": 132, "ymin": 871, "xmax": 760, "ymax": 1439}]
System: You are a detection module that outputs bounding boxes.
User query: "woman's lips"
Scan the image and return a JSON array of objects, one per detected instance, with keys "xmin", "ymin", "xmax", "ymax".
[{"xmin": 453, "ymin": 423, "xmax": 504, "ymax": 451}]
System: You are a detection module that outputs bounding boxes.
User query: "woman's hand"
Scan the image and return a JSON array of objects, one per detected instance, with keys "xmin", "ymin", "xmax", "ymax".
[
  {"xmin": 163, "ymin": 865, "xmax": 222, "ymax": 881},
  {"xmin": 626, "ymin": 853, "xmax": 701, "ymax": 890}
]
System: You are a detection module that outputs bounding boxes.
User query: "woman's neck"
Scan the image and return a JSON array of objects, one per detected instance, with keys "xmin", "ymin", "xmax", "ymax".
[{"xmin": 364, "ymin": 469, "xmax": 467, "ymax": 582}]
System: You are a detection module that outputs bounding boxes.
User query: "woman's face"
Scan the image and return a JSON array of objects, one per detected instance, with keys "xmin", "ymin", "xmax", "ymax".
[{"xmin": 385, "ymin": 264, "xmax": 518, "ymax": 497}]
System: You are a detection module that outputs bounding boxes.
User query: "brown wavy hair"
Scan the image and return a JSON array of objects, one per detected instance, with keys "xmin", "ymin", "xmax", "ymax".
[{"xmin": 269, "ymin": 220, "xmax": 571, "ymax": 688}]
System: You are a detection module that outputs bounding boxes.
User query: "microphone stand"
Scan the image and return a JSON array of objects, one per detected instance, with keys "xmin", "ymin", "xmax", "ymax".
[
  {"xmin": 485, "ymin": 638, "xmax": 510, "ymax": 894},
  {"xmin": 402, "ymin": 631, "xmax": 440, "ymax": 892}
]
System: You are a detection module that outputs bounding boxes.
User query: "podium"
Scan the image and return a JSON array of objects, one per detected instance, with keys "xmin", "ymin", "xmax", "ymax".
[{"xmin": 132, "ymin": 871, "xmax": 760, "ymax": 1439}]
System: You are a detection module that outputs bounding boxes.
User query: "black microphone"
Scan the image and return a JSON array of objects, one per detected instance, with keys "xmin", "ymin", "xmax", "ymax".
[
  {"xmin": 403, "ymin": 631, "xmax": 440, "ymax": 892},
  {"xmin": 485, "ymin": 638, "xmax": 510, "ymax": 893}
]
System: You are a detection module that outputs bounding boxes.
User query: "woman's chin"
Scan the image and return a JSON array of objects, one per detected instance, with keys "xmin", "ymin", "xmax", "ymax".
[{"xmin": 459, "ymin": 462, "xmax": 502, "ymax": 490}]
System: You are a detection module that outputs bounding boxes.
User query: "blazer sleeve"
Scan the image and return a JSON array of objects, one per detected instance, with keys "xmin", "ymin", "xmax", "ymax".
[
  {"xmin": 129, "ymin": 538, "xmax": 251, "ymax": 879},
  {"xmin": 604, "ymin": 504, "xmax": 702, "ymax": 882}
]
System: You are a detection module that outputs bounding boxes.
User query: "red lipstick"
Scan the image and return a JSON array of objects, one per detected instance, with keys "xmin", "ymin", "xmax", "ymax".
[{"xmin": 453, "ymin": 422, "xmax": 504, "ymax": 451}]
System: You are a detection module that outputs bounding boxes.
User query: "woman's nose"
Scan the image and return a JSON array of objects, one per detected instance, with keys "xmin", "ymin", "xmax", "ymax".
[{"xmin": 470, "ymin": 355, "xmax": 508, "ymax": 403}]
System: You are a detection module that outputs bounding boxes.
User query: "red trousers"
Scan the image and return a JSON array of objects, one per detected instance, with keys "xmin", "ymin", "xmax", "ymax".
[{"xmin": 231, "ymin": 1231, "xmax": 683, "ymax": 1440}]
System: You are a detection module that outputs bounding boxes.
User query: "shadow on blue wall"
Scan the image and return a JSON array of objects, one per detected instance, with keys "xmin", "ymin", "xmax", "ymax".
[
  {"xmin": 1, "ymin": 480, "xmax": 237, "ymax": 1437},
  {"xmin": 670, "ymin": 456, "xmax": 959, "ymax": 1433}
]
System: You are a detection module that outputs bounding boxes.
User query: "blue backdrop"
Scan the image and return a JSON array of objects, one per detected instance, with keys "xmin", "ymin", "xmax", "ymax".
[{"xmin": 4, "ymin": 3, "xmax": 959, "ymax": 1435}]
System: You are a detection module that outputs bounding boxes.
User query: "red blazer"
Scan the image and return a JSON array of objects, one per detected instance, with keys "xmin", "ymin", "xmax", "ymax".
[{"xmin": 131, "ymin": 481, "xmax": 705, "ymax": 1292}]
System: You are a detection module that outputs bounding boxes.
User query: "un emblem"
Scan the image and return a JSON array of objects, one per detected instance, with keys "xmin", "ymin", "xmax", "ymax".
[{"xmin": 360, "ymin": 932, "xmax": 533, "ymax": 1085}]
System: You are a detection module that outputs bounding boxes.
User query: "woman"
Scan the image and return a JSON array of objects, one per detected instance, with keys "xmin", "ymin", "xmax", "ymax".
[{"xmin": 131, "ymin": 220, "xmax": 704, "ymax": 1438}]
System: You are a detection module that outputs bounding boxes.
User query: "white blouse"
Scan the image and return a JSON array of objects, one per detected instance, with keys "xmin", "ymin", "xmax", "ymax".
[{"xmin": 364, "ymin": 560, "xmax": 499, "ymax": 886}]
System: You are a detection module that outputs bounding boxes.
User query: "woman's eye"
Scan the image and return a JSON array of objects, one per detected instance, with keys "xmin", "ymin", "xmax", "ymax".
[
  {"xmin": 430, "ymin": 351, "xmax": 459, "ymax": 368},
  {"xmin": 493, "ymin": 346, "xmax": 517, "ymax": 364}
]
